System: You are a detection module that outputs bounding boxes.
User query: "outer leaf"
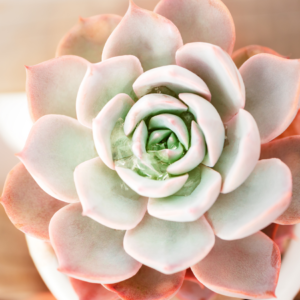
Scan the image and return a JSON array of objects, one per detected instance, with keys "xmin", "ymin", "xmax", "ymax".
[
  {"xmin": 213, "ymin": 109, "xmax": 260, "ymax": 193},
  {"xmin": 102, "ymin": 1, "xmax": 183, "ymax": 71},
  {"xmin": 176, "ymin": 280, "xmax": 215, "ymax": 300},
  {"xmin": 260, "ymin": 136, "xmax": 300, "ymax": 224},
  {"xmin": 207, "ymin": 159, "xmax": 292, "ymax": 240},
  {"xmin": 70, "ymin": 278, "xmax": 118, "ymax": 300},
  {"xmin": 77, "ymin": 55, "xmax": 143, "ymax": 128},
  {"xmin": 154, "ymin": 0, "xmax": 235, "ymax": 54},
  {"xmin": 232, "ymin": 45, "xmax": 286, "ymax": 68},
  {"xmin": 176, "ymin": 43, "xmax": 245, "ymax": 123},
  {"xmin": 0, "ymin": 163, "xmax": 65, "ymax": 240},
  {"xmin": 26, "ymin": 56, "xmax": 88, "ymax": 122},
  {"xmin": 74, "ymin": 157, "xmax": 148, "ymax": 230},
  {"xmin": 56, "ymin": 14, "xmax": 121, "ymax": 63},
  {"xmin": 17, "ymin": 115, "xmax": 98, "ymax": 203},
  {"xmin": 191, "ymin": 233, "xmax": 281, "ymax": 299},
  {"xmin": 104, "ymin": 266, "xmax": 185, "ymax": 300},
  {"xmin": 49, "ymin": 203, "xmax": 142, "ymax": 284},
  {"xmin": 124, "ymin": 214, "xmax": 215, "ymax": 274},
  {"xmin": 240, "ymin": 54, "xmax": 300, "ymax": 143}
]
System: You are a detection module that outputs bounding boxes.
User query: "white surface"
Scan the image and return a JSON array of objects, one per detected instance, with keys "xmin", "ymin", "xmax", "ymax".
[
  {"xmin": 26, "ymin": 235, "xmax": 79, "ymax": 300},
  {"xmin": 0, "ymin": 93, "xmax": 32, "ymax": 152}
]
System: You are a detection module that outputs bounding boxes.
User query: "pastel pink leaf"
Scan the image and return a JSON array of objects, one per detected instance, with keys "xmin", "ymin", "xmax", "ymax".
[
  {"xmin": 124, "ymin": 213, "xmax": 215, "ymax": 274},
  {"xmin": 191, "ymin": 233, "xmax": 280, "ymax": 299},
  {"xmin": 232, "ymin": 45, "xmax": 286, "ymax": 69},
  {"xmin": 49, "ymin": 203, "xmax": 142, "ymax": 284},
  {"xmin": 102, "ymin": 1, "xmax": 183, "ymax": 71},
  {"xmin": 206, "ymin": 159, "xmax": 292, "ymax": 240},
  {"xmin": 260, "ymin": 136, "xmax": 300, "ymax": 224},
  {"xmin": 0, "ymin": 163, "xmax": 66, "ymax": 241},
  {"xmin": 26, "ymin": 55, "xmax": 88, "ymax": 122},
  {"xmin": 104, "ymin": 265, "xmax": 185, "ymax": 300},
  {"xmin": 176, "ymin": 280, "xmax": 215, "ymax": 300},
  {"xmin": 77, "ymin": 55, "xmax": 143, "ymax": 128},
  {"xmin": 148, "ymin": 165, "xmax": 221, "ymax": 222},
  {"xmin": 56, "ymin": 14, "xmax": 121, "ymax": 63},
  {"xmin": 240, "ymin": 54, "xmax": 300, "ymax": 143},
  {"xmin": 18, "ymin": 115, "xmax": 98, "ymax": 203},
  {"xmin": 179, "ymin": 93, "xmax": 225, "ymax": 167},
  {"xmin": 176, "ymin": 43, "xmax": 245, "ymax": 123},
  {"xmin": 74, "ymin": 157, "xmax": 148, "ymax": 230},
  {"xmin": 115, "ymin": 167, "xmax": 188, "ymax": 198},
  {"xmin": 154, "ymin": 0, "xmax": 235, "ymax": 54},
  {"xmin": 93, "ymin": 93, "xmax": 134, "ymax": 170},
  {"xmin": 213, "ymin": 109, "xmax": 261, "ymax": 193},
  {"xmin": 70, "ymin": 278, "xmax": 118, "ymax": 300},
  {"xmin": 133, "ymin": 65, "xmax": 211, "ymax": 100},
  {"xmin": 277, "ymin": 108, "xmax": 300, "ymax": 139}
]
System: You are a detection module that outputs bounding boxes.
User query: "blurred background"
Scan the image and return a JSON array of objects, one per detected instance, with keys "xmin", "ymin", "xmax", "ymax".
[{"xmin": 1, "ymin": 0, "xmax": 300, "ymax": 299}]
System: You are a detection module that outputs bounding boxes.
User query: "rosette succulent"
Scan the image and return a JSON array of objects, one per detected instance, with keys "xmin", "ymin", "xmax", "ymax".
[{"xmin": 2, "ymin": 0, "xmax": 300, "ymax": 300}]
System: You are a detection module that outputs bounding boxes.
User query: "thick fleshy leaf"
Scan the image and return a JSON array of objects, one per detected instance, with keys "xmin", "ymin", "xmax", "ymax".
[
  {"xmin": 70, "ymin": 278, "xmax": 118, "ymax": 300},
  {"xmin": 56, "ymin": 14, "xmax": 121, "ymax": 63},
  {"xmin": 191, "ymin": 233, "xmax": 280, "ymax": 299},
  {"xmin": 179, "ymin": 94, "xmax": 225, "ymax": 167},
  {"xmin": 232, "ymin": 45, "xmax": 286, "ymax": 69},
  {"xmin": 132, "ymin": 121, "xmax": 148, "ymax": 159},
  {"xmin": 116, "ymin": 167, "xmax": 188, "ymax": 198},
  {"xmin": 17, "ymin": 115, "xmax": 98, "ymax": 203},
  {"xmin": 104, "ymin": 266, "xmax": 185, "ymax": 300},
  {"xmin": 74, "ymin": 157, "xmax": 148, "ymax": 230},
  {"xmin": 148, "ymin": 165, "xmax": 221, "ymax": 222},
  {"xmin": 0, "ymin": 163, "xmax": 66, "ymax": 240},
  {"xmin": 93, "ymin": 93, "xmax": 134, "ymax": 170},
  {"xmin": 156, "ymin": 143, "xmax": 185, "ymax": 164},
  {"xmin": 213, "ymin": 109, "xmax": 260, "ymax": 193},
  {"xmin": 124, "ymin": 94, "xmax": 187, "ymax": 135},
  {"xmin": 276, "ymin": 109, "xmax": 300, "ymax": 139},
  {"xmin": 77, "ymin": 55, "xmax": 143, "ymax": 128},
  {"xmin": 176, "ymin": 43, "xmax": 245, "ymax": 123},
  {"xmin": 207, "ymin": 159, "xmax": 292, "ymax": 240},
  {"xmin": 49, "ymin": 203, "xmax": 142, "ymax": 283},
  {"xmin": 124, "ymin": 213, "xmax": 215, "ymax": 274},
  {"xmin": 176, "ymin": 280, "xmax": 215, "ymax": 300},
  {"xmin": 260, "ymin": 137, "xmax": 300, "ymax": 224},
  {"xmin": 149, "ymin": 114, "xmax": 189, "ymax": 150},
  {"xmin": 133, "ymin": 65, "xmax": 210, "ymax": 100},
  {"xmin": 154, "ymin": 0, "xmax": 235, "ymax": 54},
  {"xmin": 102, "ymin": 1, "xmax": 183, "ymax": 71},
  {"xmin": 274, "ymin": 225, "xmax": 296, "ymax": 253},
  {"xmin": 167, "ymin": 121, "xmax": 205, "ymax": 175},
  {"xmin": 240, "ymin": 54, "xmax": 300, "ymax": 143},
  {"xmin": 26, "ymin": 56, "xmax": 88, "ymax": 122}
]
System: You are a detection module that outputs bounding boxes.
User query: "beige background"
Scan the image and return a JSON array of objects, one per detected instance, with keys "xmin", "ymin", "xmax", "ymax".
[{"xmin": 1, "ymin": 0, "xmax": 300, "ymax": 92}]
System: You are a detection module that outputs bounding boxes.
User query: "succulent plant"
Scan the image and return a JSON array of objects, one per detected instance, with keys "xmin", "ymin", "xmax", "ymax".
[{"xmin": 2, "ymin": 0, "xmax": 300, "ymax": 299}]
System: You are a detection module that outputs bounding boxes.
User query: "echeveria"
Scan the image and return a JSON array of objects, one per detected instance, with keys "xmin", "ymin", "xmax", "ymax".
[{"xmin": 2, "ymin": 0, "xmax": 300, "ymax": 299}]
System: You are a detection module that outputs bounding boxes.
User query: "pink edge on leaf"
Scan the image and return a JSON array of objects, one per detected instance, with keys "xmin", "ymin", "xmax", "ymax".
[
  {"xmin": 276, "ymin": 108, "xmax": 300, "ymax": 139},
  {"xmin": 102, "ymin": 1, "xmax": 183, "ymax": 71},
  {"xmin": 17, "ymin": 115, "xmax": 97, "ymax": 203},
  {"xmin": 49, "ymin": 203, "xmax": 142, "ymax": 284},
  {"xmin": 260, "ymin": 136, "xmax": 300, "ymax": 224},
  {"xmin": 154, "ymin": 0, "xmax": 235, "ymax": 54},
  {"xmin": 26, "ymin": 55, "xmax": 89, "ymax": 122},
  {"xmin": 240, "ymin": 54, "xmax": 300, "ymax": 143},
  {"xmin": 0, "ymin": 163, "xmax": 66, "ymax": 241},
  {"xmin": 69, "ymin": 278, "xmax": 119, "ymax": 300},
  {"xmin": 176, "ymin": 280, "xmax": 216, "ymax": 300},
  {"xmin": 232, "ymin": 45, "xmax": 287, "ymax": 69},
  {"xmin": 104, "ymin": 265, "xmax": 185, "ymax": 300},
  {"xmin": 56, "ymin": 14, "xmax": 122, "ymax": 63},
  {"xmin": 191, "ymin": 232, "xmax": 280, "ymax": 299}
]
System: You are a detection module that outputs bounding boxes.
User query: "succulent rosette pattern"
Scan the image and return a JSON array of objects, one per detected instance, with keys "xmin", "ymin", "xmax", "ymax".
[{"xmin": 2, "ymin": 0, "xmax": 300, "ymax": 300}]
